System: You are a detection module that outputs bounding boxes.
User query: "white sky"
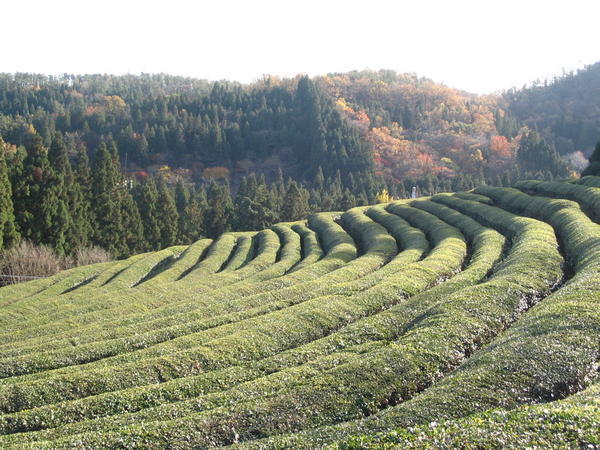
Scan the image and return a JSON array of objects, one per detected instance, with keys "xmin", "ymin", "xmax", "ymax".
[{"xmin": 3, "ymin": 0, "xmax": 599, "ymax": 94}]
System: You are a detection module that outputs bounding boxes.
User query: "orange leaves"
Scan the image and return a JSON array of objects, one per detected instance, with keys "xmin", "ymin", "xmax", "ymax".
[
  {"xmin": 416, "ymin": 152, "xmax": 434, "ymax": 167},
  {"xmin": 319, "ymin": 71, "xmax": 523, "ymax": 181},
  {"xmin": 367, "ymin": 126, "xmax": 442, "ymax": 179},
  {"xmin": 490, "ymin": 135, "xmax": 513, "ymax": 159}
]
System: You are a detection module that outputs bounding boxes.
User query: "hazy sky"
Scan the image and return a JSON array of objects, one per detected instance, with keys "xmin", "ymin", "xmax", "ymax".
[{"xmin": 4, "ymin": 0, "xmax": 599, "ymax": 93}]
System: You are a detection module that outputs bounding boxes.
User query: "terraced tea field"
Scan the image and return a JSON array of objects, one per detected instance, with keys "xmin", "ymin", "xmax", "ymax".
[{"xmin": 1, "ymin": 178, "xmax": 599, "ymax": 448}]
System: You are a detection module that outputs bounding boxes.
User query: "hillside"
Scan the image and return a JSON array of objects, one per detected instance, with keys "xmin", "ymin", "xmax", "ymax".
[
  {"xmin": 2, "ymin": 69, "xmax": 589, "ymax": 261},
  {"xmin": 504, "ymin": 62, "xmax": 600, "ymax": 159},
  {"xmin": 0, "ymin": 68, "xmax": 585, "ymax": 190},
  {"xmin": 0, "ymin": 177, "xmax": 599, "ymax": 447},
  {"xmin": 317, "ymin": 71, "xmax": 514, "ymax": 182}
]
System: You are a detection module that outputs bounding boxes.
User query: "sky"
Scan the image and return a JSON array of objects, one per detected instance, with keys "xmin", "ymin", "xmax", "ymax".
[{"xmin": 3, "ymin": 0, "xmax": 600, "ymax": 94}]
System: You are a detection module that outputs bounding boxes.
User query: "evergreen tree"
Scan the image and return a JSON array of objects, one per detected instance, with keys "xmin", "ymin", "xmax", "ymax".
[
  {"xmin": 74, "ymin": 143, "xmax": 92, "ymax": 197},
  {"xmin": 73, "ymin": 142, "xmax": 95, "ymax": 241},
  {"xmin": 234, "ymin": 174, "xmax": 277, "ymax": 231},
  {"xmin": 156, "ymin": 176, "xmax": 179, "ymax": 248},
  {"xmin": 182, "ymin": 187, "xmax": 207, "ymax": 242},
  {"xmin": 281, "ymin": 181, "xmax": 309, "ymax": 221},
  {"xmin": 49, "ymin": 134, "xmax": 92, "ymax": 253},
  {"xmin": 0, "ymin": 146, "xmax": 19, "ymax": 249},
  {"xmin": 339, "ymin": 188, "xmax": 357, "ymax": 211},
  {"xmin": 135, "ymin": 177, "xmax": 161, "ymax": 250},
  {"xmin": 13, "ymin": 129, "xmax": 69, "ymax": 253},
  {"xmin": 517, "ymin": 130, "xmax": 569, "ymax": 178},
  {"xmin": 121, "ymin": 188, "xmax": 146, "ymax": 254},
  {"xmin": 174, "ymin": 179, "xmax": 190, "ymax": 240},
  {"xmin": 582, "ymin": 141, "xmax": 600, "ymax": 176},
  {"xmin": 314, "ymin": 166, "xmax": 325, "ymax": 190},
  {"xmin": 205, "ymin": 181, "xmax": 233, "ymax": 237},
  {"xmin": 90, "ymin": 142, "xmax": 127, "ymax": 257}
]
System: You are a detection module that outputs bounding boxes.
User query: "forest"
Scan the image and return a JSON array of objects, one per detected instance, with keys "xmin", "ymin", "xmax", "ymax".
[{"xmin": 1, "ymin": 65, "xmax": 598, "ymax": 260}]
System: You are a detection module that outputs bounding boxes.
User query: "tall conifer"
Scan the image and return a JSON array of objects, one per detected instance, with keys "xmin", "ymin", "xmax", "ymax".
[
  {"xmin": 0, "ymin": 147, "xmax": 19, "ymax": 249},
  {"xmin": 91, "ymin": 143, "xmax": 127, "ymax": 256},
  {"xmin": 135, "ymin": 177, "xmax": 161, "ymax": 250},
  {"xmin": 156, "ymin": 176, "xmax": 179, "ymax": 248},
  {"xmin": 205, "ymin": 181, "xmax": 233, "ymax": 237}
]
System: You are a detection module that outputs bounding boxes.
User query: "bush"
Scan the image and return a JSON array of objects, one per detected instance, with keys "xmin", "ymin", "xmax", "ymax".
[
  {"xmin": 0, "ymin": 241, "xmax": 112, "ymax": 286},
  {"xmin": 0, "ymin": 241, "xmax": 62, "ymax": 284},
  {"xmin": 68, "ymin": 246, "xmax": 112, "ymax": 268}
]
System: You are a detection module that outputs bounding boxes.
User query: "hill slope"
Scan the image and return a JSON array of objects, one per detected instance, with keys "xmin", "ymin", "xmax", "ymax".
[
  {"xmin": 0, "ymin": 177, "xmax": 599, "ymax": 447},
  {"xmin": 2, "ymin": 67, "xmax": 593, "ymax": 190},
  {"xmin": 504, "ymin": 62, "xmax": 600, "ymax": 157}
]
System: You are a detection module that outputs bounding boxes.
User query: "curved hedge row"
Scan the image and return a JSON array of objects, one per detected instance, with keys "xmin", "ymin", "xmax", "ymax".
[{"xmin": 0, "ymin": 180, "xmax": 598, "ymax": 448}]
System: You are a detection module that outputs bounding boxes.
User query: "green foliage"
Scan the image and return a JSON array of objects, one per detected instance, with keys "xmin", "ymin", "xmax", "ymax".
[
  {"xmin": 205, "ymin": 180, "xmax": 233, "ymax": 237},
  {"xmin": 505, "ymin": 62, "xmax": 600, "ymax": 155},
  {"xmin": 90, "ymin": 143, "xmax": 128, "ymax": 256},
  {"xmin": 281, "ymin": 180, "xmax": 310, "ymax": 221},
  {"xmin": 581, "ymin": 141, "xmax": 600, "ymax": 176},
  {"xmin": 517, "ymin": 129, "xmax": 569, "ymax": 177},
  {"xmin": 0, "ymin": 146, "xmax": 19, "ymax": 249},
  {"xmin": 156, "ymin": 176, "xmax": 179, "ymax": 248},
  {"xmin": 0, "ymin": 179, "xmax": 599, "ymax": 447}
]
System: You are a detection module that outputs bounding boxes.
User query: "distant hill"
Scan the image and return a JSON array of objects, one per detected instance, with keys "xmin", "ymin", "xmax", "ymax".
[
  {"xmin": 316, "ymin": 70, "xmax": 516, "ymax": 182},
  {"xmin": 2, "ymin": 67, "xmax": 595, "ymax": 192},
  {"xmin": 503, "ymin": 62, "xmax": 600, "ymax": 157}
]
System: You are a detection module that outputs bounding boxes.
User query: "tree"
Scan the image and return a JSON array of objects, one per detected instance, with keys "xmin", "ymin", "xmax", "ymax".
[
  {"xmin": 0, "ymin": 146, "xmax": 19, "ymax": 249},
  {"xmin": 156, "ymin": 176, "xmax": 179, "ymax": 248},
  {"xmin": 121, "ymin": 189, "xmax": 146, "ymax": 254},
  {"xmin": 234, "ymin": 174, "xmax": 277, "ymax": 231},
  {"xmin": 174, "ymin": 180, "xmax": 190, "ymax": 239},
  {"xmin": 13, "ymin": 129, "xmax": 69, "ymax": 253},
  {"xmin": 281, "ymin": 181, "xmax": 309, "ymax": 221},
  {"xmin": 314, "ymin": 166, "xmax": 325, "ymax": 190},
  {"xmin": 49, "ymin": 134, "xmax": 92, "ymax": 253},
  {"xmin": 135, "ymin": 177, "xmax": 161, "ymax": 250},
  {"xmin": 205, "ymin": 181, "xmax": 233, "ymax": 237},
  {"xmin": 582, "ymin": 141, "xmax": 600, "ymax": 176},
  {"xmin": 340, "ymin": 188, "xmax": 357, "ymax": 210},
  {"xmin": 182, "ymin": 188, "xmax": 207, "ymax": 243},
  {"xmin": 90, "ymin": 142, "xmax": 127, "ymax": 257},
  {"xmin": 236, "ymin": 197, "xmax": 278, "ymax": 231},
  {"xmin": 517, "ymin": 130, "xmax": 569, "ymax": 178}
]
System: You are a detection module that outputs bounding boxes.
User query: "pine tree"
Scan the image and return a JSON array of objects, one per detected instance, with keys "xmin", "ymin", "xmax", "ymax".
[
  {"xmin": 135, "ymin": 177, "xmax": 161, "ymax": 250},
  {"xmin": 314, "ymin": 166, "xmax": 325, "ymax": 191},
  {"xmin": 0, "ymin": 146, "xmax": 19, "ymax": 249},
  {"xmin": 14, "ymin": 129, "xmax": 69, "ymax": 252},
  {"xmin": 205, "ymin": 181, "xmax": 233, "ymax": 237},
  {"xmin": 49, "ymin": 134, "xmax": 92, "ymax": 253},
  {"xmin": 156, "ymin": 176, "xmax": 179, "ymax": 248},
  {"xmin": 174, "ymin": 180, "xmax": 190, "ymax": 240},
  {"xmin": 281, "ymin": 181, "xmax": 309, "ymax": 221},
  {"xmin": 582, "ymin": 141, "xmax": 600, "ymax": 176},
  {"xmin": 73, "ymin": 142, "xmax": 95, "ymax": 243},
  {"xmin": 517, "ymin": 130, "xmax": 569, "ymax": 178},
  {"xmin": 295, "ymin": 76, "xmax": 327, "ymax": 177},
  {"xmin": 182, "ymin": 188, "xmax": 207, "ymax": 242},
  {"xmin": 121, "ymin": 188, "xmax": 146, "ymax": 254},
  {"xmin": 234, "ymin": 174, "xmax": 277, "ymax": 231},
  {"xmin": 90, "ymin": 142, "xmax": 127, "ymax": 257},
  {"xmin": 340, "ymin": 188, "xmax": 357, "ymax": 211}
]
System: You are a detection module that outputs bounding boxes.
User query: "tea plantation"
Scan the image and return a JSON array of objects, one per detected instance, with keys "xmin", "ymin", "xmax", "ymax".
[{"xmin": 1, "ymin": 178, "xmax": 599, "ymax": 448}]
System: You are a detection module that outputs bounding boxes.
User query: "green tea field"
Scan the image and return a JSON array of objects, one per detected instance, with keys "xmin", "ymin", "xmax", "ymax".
[{"xmin": 1, "ymin": 178, "xmax": 600, "ymax": 448}]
